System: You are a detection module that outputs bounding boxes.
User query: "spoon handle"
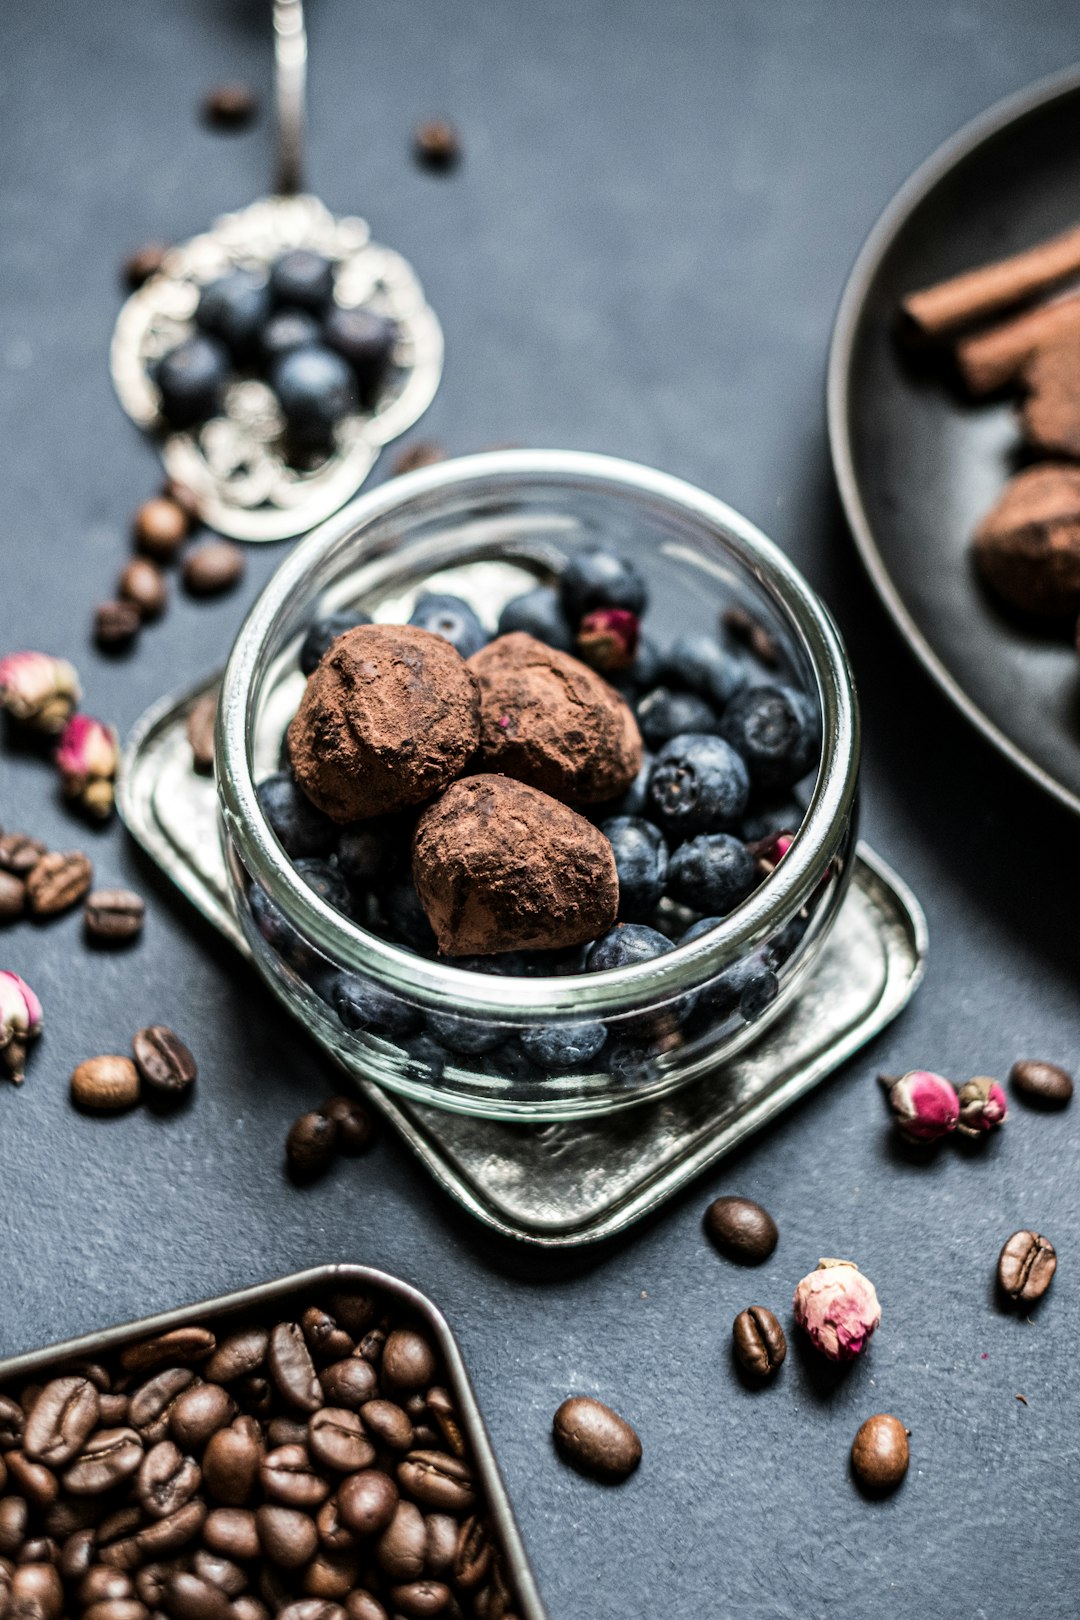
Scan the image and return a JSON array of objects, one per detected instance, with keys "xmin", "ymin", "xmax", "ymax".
[{"xmin": 274, "ymin": 0, "xmax": 307, "ymax": 194}]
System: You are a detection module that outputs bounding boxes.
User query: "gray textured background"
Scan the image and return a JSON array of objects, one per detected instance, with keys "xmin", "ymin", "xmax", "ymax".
[{"xmin": 1, "ymin": 3, "xmax": 1079, "ymax": 1616}]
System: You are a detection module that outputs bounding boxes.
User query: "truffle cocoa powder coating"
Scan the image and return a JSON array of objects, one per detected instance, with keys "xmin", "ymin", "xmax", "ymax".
[
  {"xmin": 467, "ymin": 632, "xmax": 643, "ymax": 804},
  {"xmin": 972, "ymin": 463, "xmax": 1080, "ymax": 619},
  {"xmin": 287, "ymin": 625, "xmax": 481, "ymax": 823},
  {"xmin": 412, "ymin": 774, "xmax": 619, "ymax": 955}
]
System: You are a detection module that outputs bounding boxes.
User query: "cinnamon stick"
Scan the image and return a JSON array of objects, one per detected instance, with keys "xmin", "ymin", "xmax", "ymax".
[
  {"xmin": 902, "ymin": 222, "xmax": 1080, "ymax": 339},
  {"xmin": 955, "ymin": 291, "xmax": 1080, "ymax": 395}
]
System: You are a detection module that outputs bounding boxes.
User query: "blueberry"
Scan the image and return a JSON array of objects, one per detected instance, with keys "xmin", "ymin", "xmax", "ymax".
[
  {"xmin": 248, "ymin": 884, "xmax": 311, "ymax": 972},
  {"xmin": 607, "ymin": 1040, "xmax": 660, "ymax": 1086},
  {"xmin": 260, "ymin": 307, "xmax": 322, "ymax": 365},
  {"xmin": 331, "ymin": 971, "xmax": 419, "ymax": 1040},
  {"xmin": 381, "ymin": 877, "xmax": 438, "ymax": 955},
  {"xmin": 680, "ymin": 919, "xmax": 779, "ymax": 1022},
  {"xmin": 560, "ymin": 548, "xmax": 647, "ymax": 622},
  {"xmin": 271, "ymin": 344, "xmax": 359, "ymax": 447},
  {"xmin": 407, "ymin": 593, "xmax": 487, "ymax": 659},
  {"xmin": 497, "ymin": 586, "xmax": 573, "ymax": 652},
  {"xmin": 666, "ymin": 833, "xmax": 756, "ymax": 914},
  {"xmin": 299, "ymin": 609, "xmax": 373, "ymax": 676},
  {"xmin": 519, "ymin": 1020, "xmax": 607, "ymax": 1070},
  {"xmin": 195, "ymin": 269, "xmax": 271, "ymax": 361},
  {"xmin": 156, "ymin": 334, "xmax": 230, "ymax": 428},
  {"xmin": 323, "ymin": 306, "xmax": 397, "ymax": 400},
  {"xmin": 636, "ymin": 687, "xmax": 720, "ymax": 749},
  {"xmin": 739, "ymin": 796, "xmax": 805, "ymax": 843},
  {"xmin": 719, "ymin": 685, "xmax": 818, "ymax": 789},
  {"xmin": 586, "ymin": 922, "xmax": 673, "ymax": 973},
  {"xmin": 627, "ymin": 632, "xmax": 663, "ymax": 691},
  {"xmin": 661, "ymin": 631, "xmax": 746, "ymax": 708},
  {"xmin": 293, "ymin": 857, "xmax": 351, "ymax": 915},
  {"xmin": 257, "ymin": 772, "xmax": 337, "ymax": 857},
  {"xmin": 764, "ymin": 910, "xmax": 810, "ymax": 970},
  {"xmin": 601, "ymin": 751, "xmax": 654, "ymax": 819},
  {"xmin": 647, "ymin": 734, "xmax": 750, "ymax": 837},
  {"xmin": 600, "ymin": 816, "xmax": 668, "ymax": 920},
  {"xmin": 337, "ymin": 820, "xmax": 403, "ymax": 889},
  {"xmin": 425, "ymin": 1009, "xmax": 506, "ymax": 1055},
  {"xmin": 269, "ymin": 249, "xmax": 336, "ymax": 313}
]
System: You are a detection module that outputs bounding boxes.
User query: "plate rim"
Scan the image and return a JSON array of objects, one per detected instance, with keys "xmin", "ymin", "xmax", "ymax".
[{"xmin": 827, "ymin": 61, "xmax": 1080, "ymax": 819}]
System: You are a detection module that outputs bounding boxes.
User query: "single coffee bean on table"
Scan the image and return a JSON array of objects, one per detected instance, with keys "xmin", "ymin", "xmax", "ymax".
[
  {"xmin": 183, "ymin": 540, "xmax": 246, "ymax": 597},
  {"xmin": 71, "ymin": 1055, "xmax": 141, "ymax": 1111},
  {"xmin": 84, "ymin": 888, "xmax": 145, "ymax": 945},
  {"xmin": 119, "ymin": 557, "xmax": 169, "ymax": 620},
  {"xmin": 320, "ymin": 1094, "xmax": 374, "ymax": 1154},
  {"xmin": 552, "ymin": 1395, "xmax": 642, "ymax": 1482},
  {"xmin": 94, "ymin": 598, "xmax": 142, "ymax": 650},
  {"xmin": 850, "ymin": 1413, "xmax": 910, "ymax": 1492},
  {"xmin": 997, "ymin": 1229, "xmax": 1057, "ymax": 1304},
  {"xmin": 26, "ymin": 850, "xmax": 93, "ymax": 916},
  {"xmin": 0, "ymin": 832, "xmax": 46, "ymax": 875},
  {"xmin": 731, "ymin": 1306, "xmax": 787, "ymax": 1379},
  {"xmin": 124, "ymin": 240, "xmax": 170, "ymax": 288},
  {"xmin": 202, "ymin": 81, "xmax": 258, "ymax": 127},
  {"xmin": 286, "ymin": 1110, "xmax": 338, "ymax": 1176},
  {"xmin": 413, "ymin": 118, "xmax": 462, "ymax": 171},
  {"xmin": 704, "ymin": 1194, "xmax": 779, "ymax": 1263},
  {"xmin": 0, "ymin": 869, "xmax": 25, "ymax": 923},
  {"xmin": 132, "ymin": 1025, "xmax": 197, "ymax": 1098},
  {"xmin": 186, "ymin": 689, "xmax": 219, "ymax": 776},
  {"xmin": 134, "ymin": 497, "xmax": 188, "ymax": 562},
  {"xmin": 1010, "ymin": 1059, "xmax": 1074, "ymax": 1108}
]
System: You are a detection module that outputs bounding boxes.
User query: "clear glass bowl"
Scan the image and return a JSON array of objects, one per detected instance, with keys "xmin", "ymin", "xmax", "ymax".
[{"xmin": 217, "ymin": 450, "xmax": 860, "ymax": 1120}]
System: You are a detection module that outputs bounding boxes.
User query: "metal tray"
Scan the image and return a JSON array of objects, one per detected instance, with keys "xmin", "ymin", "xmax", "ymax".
[
  {"xmin": 0, "ymin": 1261, "xmax": 547, "ymax": 1620},
  {"xmin": 120, "ymin": 675, "xmax": 928, "ymax": 1248}
]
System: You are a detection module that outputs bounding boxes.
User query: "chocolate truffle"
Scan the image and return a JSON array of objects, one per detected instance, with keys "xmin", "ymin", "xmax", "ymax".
[
  {"xmin": 1021, "ymin": 335, "xmax": 1080, "ymax": 458},
  {"xmin": 287, "ymin": 624, "xmax": 480, "ymax": 822},
  {"xmin": 467, "ymin": 632, "xmax": 643, "ymax": 804},
  {"xmin": 973, "ymin": 463, "xmax": 1080, "ymax": 618},
  {"xmin": 412, "ymin": 774, "xmax": 619, "ymax": 955}
]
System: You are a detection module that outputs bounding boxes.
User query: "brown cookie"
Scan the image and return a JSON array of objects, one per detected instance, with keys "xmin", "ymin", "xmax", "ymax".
[{"xmin": 973, "ymin": 462, "xmax": 1080, "ymax": 618}]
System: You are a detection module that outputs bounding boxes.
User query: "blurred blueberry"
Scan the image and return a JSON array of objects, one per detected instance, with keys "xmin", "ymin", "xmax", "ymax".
[
  {"xmin": 739, "ymin": 796, "xmax": 806, "ymax": 843},
  {"xmin": 257, "ymin": 772, "xmax": 337, "ymax": 857},
  {"xmin": 720, "ymin": 685, "xmax": 819, "ymax": 789},
  {"xmin": 299, "ymin": 609, "xmax": 372, "ymax": 676},
  {"xmin": 156, "ymin": 334, "xmax": 230, "ymax": 428},
  {"xmin": 628, "ymin": 632, "xmax": 663, "ymax": 690},
  {"xmin": 764, "ymin": 910, "xmax": 810, "ymax": 970},
  {"xmin": 647, "ymin": 733, "xmax": 750, "ymax": 837},
  {"xmin": 426, "ymin": 1010, "xmax": 506, "ymax": 1055},
  {"xmin": 600, "ymin": 816, "xmax": 668, "ymax": 920},
  {"xmin": 586, "ymin": 922, "xmax": 673, "ymax": 972},
  {"xmin": 270, "ymin": 249, "xmax": 335, "ymax": 313},
  {"xmin": 382, "ymin": 877, "xmax": 438, "ymax": 955},
  {"xmin": 324, "ymin": 306, "xmax": 397, "ymax": 400},
  {"xmin": 337, "ymin": 819, "xmax": 403, "ymax": 889},
  {"xmin": 272, "ymin": 344, "xmax": 359, "ymax": 447},
  {"xmin": 666, "ymin": 833, "xmax": 756, "ymax": 914},
  {"xmin": 520, "ymin": 1020, "xmax": 607, "ymax": 1070},
  {"xmin": 601, "ymin": 751, "xmax": 654, "ymax": 819},
  {"xmin": 331, "ymin": 971, "xmax": 420, "ymax": 1040},
  {"xmin": 293, "ymin": 857, "xmax": 351, "ymax": 915},
  {"xmin": 260, "ymin": 307, "xmax": 322, "ymax": 365},
  {"xmin": 661, "ymin": 631, "xmax": 746, "ymax": 708},
  {"xmin": 681, "ymin": 919, "xmax": 780, "ymax": 1023},
  {"xmin": 497, "ymin": 585, "xmax": 574, "ymax": 652},
  {"xmin": 195, "ymin": 269, "xmax": 270, "ymax": 361},
  {"xmin": 249, "ymin": 884, "xmax": 311, "ymax": 971},
  {"xmin": 560, "ymin": 547, "xmax": 647, "ymax": 621},
  {"xmin": 408, "ymin": 593, "xmax": 487, "ymax": 658},
  {"xmin": 636, "ymin": 687, "xmax": 720, "ymax": 749}
]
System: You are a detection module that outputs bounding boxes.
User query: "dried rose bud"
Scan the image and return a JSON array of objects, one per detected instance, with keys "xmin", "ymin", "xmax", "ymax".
[
  {"xmin": 956, "ymin": 1075, "xmax": 1008, "ymax": 1139},
  {"xmin": 575, "ymin": 608, "xmax": 640, "ymax": 674},
  {"xmin": 55, "ymin": 715, "xmax": 120, "ymax": 820},
  {"xmin": 886, "ymin": 1069, "xmax": 959, "ymax": 1143},
  {"xmin": 793, "ymin": 1258, "xmax": 881, "ymax": 1362},
  {"xmin": 0, "ymin": 651, "xmax": 81, "ymax": 734},
  {"xmin": 748, "ymin": 830, "xmax": 795, "ymax": 878},
  {"xmin": 0, "ymin": 971, "xmax": 42, "ymax": 1084}
]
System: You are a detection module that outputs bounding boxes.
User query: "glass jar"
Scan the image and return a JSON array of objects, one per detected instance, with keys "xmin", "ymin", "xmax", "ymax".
[{"xmin": 218, "ymin": 449, "xmax": 859, "ymax": 1120}]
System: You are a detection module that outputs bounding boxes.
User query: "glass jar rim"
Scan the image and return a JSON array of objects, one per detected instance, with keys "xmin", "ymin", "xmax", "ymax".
[{"xmin": 218, "ymin": 449, "xmax": 860, "ymax": 1019}]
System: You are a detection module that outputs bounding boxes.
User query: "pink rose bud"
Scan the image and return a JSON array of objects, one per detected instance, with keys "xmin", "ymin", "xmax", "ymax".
[
  {"xmin": 0, "ymin": 970, "xmax": 43, "ymax": 1084},
  {"xmin": 956, "ymin": 1075, "xmax": 1008, "ymax": 1139},
  {"xmin": 575, "ymin": 608, "xmax": 640, "ymax": 673},
  {"xmin": 748, "ymin": 830, "xmax": 796, "ymax": 877},
  {"xmin": 55, "ymin": 714, "xmax": 120, "ymax": 820},
  {"xmin": 793, "ymin": 1258, "xmax": 881, "ymax": 1362},
  {"xmin": 0, "ymin": 651, "xmax": 81, "ymax": 734},
  {"xmin": 887, "ymin": 1069, "xmax": 959, "ymax": 1143}
]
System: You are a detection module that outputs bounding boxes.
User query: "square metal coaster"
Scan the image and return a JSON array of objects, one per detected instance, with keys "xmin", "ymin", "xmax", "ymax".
[{"xmin": 120, "ymin": 676, "xmax": 927, "ymax": 1248}]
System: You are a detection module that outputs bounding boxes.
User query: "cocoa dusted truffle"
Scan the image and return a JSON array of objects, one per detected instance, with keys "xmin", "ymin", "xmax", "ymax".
[
  {"xmin": 973, "ymin": 463, "xmax": 1080, "ymax": 618},
  {"xmin": 467, "ymin": 632, "xmax": 643, "ymax": 804},
  {"xmin": 287, "ymin": 624, "xmax": 480, "ymax": 822},
  {"xmin": 412, "ymin": 774, "xmax": 618, "ymax": 955}
]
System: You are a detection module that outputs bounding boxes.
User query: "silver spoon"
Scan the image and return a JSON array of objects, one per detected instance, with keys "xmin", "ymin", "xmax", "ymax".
[{"xmin": 110, "ymin": 0, "xmax": 443, "ymax": 543}]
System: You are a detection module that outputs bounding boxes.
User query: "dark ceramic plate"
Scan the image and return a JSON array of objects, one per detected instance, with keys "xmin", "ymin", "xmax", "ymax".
[{"xmin": 829, "ymin": 65, "xmax": 1080, "ymax": 816}]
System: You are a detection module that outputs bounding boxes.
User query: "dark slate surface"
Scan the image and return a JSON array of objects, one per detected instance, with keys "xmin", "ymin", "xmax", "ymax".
[{"xmin": 1, "ymin": 3, "xmax": 1078, "ymax": 1615}]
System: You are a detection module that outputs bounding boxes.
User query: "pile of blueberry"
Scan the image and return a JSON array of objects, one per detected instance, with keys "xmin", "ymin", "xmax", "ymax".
[
  {"xmin": 250, "ymin": 546, "xmax": 820, "ymax": 1080},
  {"xmin": 154, "ymin": 249, "xmax": 397, "ymax": 456}
]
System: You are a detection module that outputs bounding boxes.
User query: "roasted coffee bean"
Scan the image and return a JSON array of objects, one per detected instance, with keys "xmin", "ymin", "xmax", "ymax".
[
  {"xmin": 61, "ymin": 1358, "xmax": 109, "ymax": 1393},
  {"xmin": 24, "ymin": 1375, "xmax": 100, "ymax": 1467},
  {"xmin": 732, "ymin": 1306, "xmax": 787, "ymax": 1378},
  {"xmin": 392, "ymin": 1581, "xmax": 451, "ymax": 1619},
  {"xmin": 136, "ymin": 1499, "xmax": 206, "ymax": 1558},
  {"xmin": 850, "ymin": 1413, "xmax": 910, "ymax": 1492},
  {"xmin": 132, "ymin": 1026, "xmax": 197, "ymax": 1099},
  {"xmin": 98, "ymin": 1392, "xmax": 130, "ymax": 1425},
  {"xmin": 269, "ymin": 1323, "xmax": 323, "ymax": 1413},
  {"xmin": 71, "ymin": 1056, "xmax": 141, "ymax": 1112},
  {"xmin": 121, "ymin": 1329, "xmax": 216, "ymax": 1374},
  {"xmin": 0, "ymin": 1457, "xmax": 5, "ymax": 1493},
  {"xmin": 279, "ymin": 1605, "xmax": 347, "ymax": 1620},
  {"xmin": 0, "ymin": 835, "xmax": 46, "ymax": 878},
  {"xmin": 134, "ymin": 499, "xmax": 188, "ymax": 563},
  {"xmin": 162, "ymin": 1571, "xmax": 233, "ymax": 1620},
  {"xmin": 96, "ymin": 1504, "xmax": 142, "ymax": 1550},
  {"xmin": 704, "ymin": 1195, "xmax": 778, "ymax": 1263},
  {"xmin": 83, "ymin": 888, "xmax": 145, "ymax": 945},
  {"xmin": 327, "ymin": 1295, "xmax": 378, "ymax": 1338},
  {"xmin": 318, "ymin": 1359, "xmax": 376, "ymax": 1412},
  {"xmin": 997, "ymin": 1230, "xmax": 1057, "ymax": 1304},
  {"xmin": 186, "ymin": 691, "xmax": 218, "ymax": 777},
  {"xmin": 412, "ymin": 119, "xmax": 461, "ymax": 171},
  {"xmin": 259, "ymin": 1445, "xmax": 330, "ymax": 1510},
  {"xmin": 95, "ymin": 599, "xmax": 142, "ymax": 650},
  {"xmin": 26, "ymin": 850, "xmax": 93, "ymax": 916},
  {"xmin": 337, "ymin": 1470, "xmax": 398, "ymax": 1538},
  {"xmin": 63, "ymin": 1428, "xmax": 144, "ymax": 1494},
  {"xmin": 1010, "ymin": 1059, "xmax": 1074, "ymax": 1108},
  {"xmin": 307, "ymin": 1409, "xmax": 374, "ymax": 1475},
  {"xmin": 314, "ymin": 1495, "xmax": 356, "ymax": 1554},
  {"xmin": 319, "ymin": 1097, "xmax": 374, "ymax": 1155},
  {"xmin": 17, "ymin": 1384, "xmax": 43, "ymax": 1417},
  {"xmin": 128, "ymin": 1368, "xmax": 196, "ymax": 1432},
  {"xmin": 119, "ymin": 558, "xmax": 169, "ymax": 620},
  {"xmin": 183, "ymin": 541, "xmax": 245, "ymax": 597},
  {"xmin": 204, "ymin": 1327, "xmax": 268, "ymax": 1385},
  {"xmin": 236, "ymin": 1374, "xmax": 272, "ymax": 1414},
  {"xmin": 124, "ymin": 240, "xmax": 170, "ymax": 289},
  {"xmin": 169, "ymin": 1383, "xmax": 235, "ymax": 1450},
  {"xmin": 232, "ymin": 1600, "xmax": 271, "ymax": 1620},
  {"xmin": 343, "ymin": 1594, "xmax": 387, "ymax": 1620},
  {"xmin": 300, "ymin": 1309, "xmax": 353, "ymax": 1364},
  {"xmin": 255, "ymin": 1504, "xmax": 318, "ymax": 1569},
  {"xmin": 397, "ymin": 1452, "xmax": 474, "ymax": 1514},
  {"xmin": 0, "ymin": 1399, "xmax": 23, "ymax": 1450},
  {"xmin": 424, "ymin": 1389, "xmax": 465, "ymax": 1460},
  {"xmin": 0, "ymin": 1497, "xmax": 28, "ymax": 1556},
  {"xmin": 80, "ymin": 1566, "xmax": 136, "ymax": 1606},
  {"xmin": 83, "ymin": 1601, "xmax": 151, "ymax": 1620},
  {"xmin": 58, "ymin": 1525, "xmax": 96, "ymax": 1580},
  {"xmin": 17, "ymin": 1536, "xmax": 57, "ymax": 1566},
  {"xmin": 5, "ymin": 1453, "xmax": 58, "ymax": 1509},
  {"xmin": 381, "ymin": 1332, "xmax": 436, "ymax": 1396},
  {"xmin": 193, "ymin": 1549, "xmax": 246, "ymax": 1597},
  {"xmin": 375, "ymin": 1500, "xmax": 426, "ymax": 1581},
  {"xmin": 203, "ymin": 1507, "xmax": 259, "ymax": 1562},
  {"xmin": 286, "ymin": 1112, "xmax": 338, "ymax": 1177},
  {"xmin": 266, "ymin": 1418, "xmax": 309, "ymax": 1448},
  {"xmin": 0, "ymin": 870, "xmax": 25, "ymax": 923},
  {"xmin": 357, "ymin": 1329, "xmax": 385, "ymax": 1366},
  {"xmin": 452, "ymin": 1515, "xmax": 492, "ymax": 1590},
  {"xmin": 137, "ymin": 1441, "xmax": 202, "ymax": 1518},
  {"xmin": 552, "ymin": 1396, "xmax": 642, "ymax": 1482},
  {"xmin": 12, "ymin": 1563, "xmax": 63, "ymax": 1620},
  {"xmin": 202, "ymin": 82, "xmax": 258, "ymax": 127},
  {"xmin": 301, "ymin": 1550, "xmax": 361, "ymax": 1601},
  {"xmin": 358, "ymin": 1400, "xmax": 413, "ymax": 1453}
]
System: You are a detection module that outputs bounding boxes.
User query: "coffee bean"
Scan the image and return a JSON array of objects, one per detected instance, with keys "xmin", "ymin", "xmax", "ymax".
[
  {"xmin": 63, "ymin": 1428, "xmax": 144, "ymax": 1494},
  {"xmin": 397, "ymin": 1450, "xmax": 474, "ymax": 1513},
  {"xmin": 412, "ymin": 119, "xmax": 461, "ymax": 172},
  {"xmin": 95, "ymin": 599, "xmax": 142, "ymax": 650},
  {"xmin": 136, "ymin": 1442, "xmax": 201, "ymax": 1519},
  {"xmin": 169, "ymin": 1384, "xmax": 236, "ymax": 1451},
  {"xmin": 315, "ymin": 1495, "xmax": 356, "ymax": 1554},
  {"xmin": 357, "ymin": 1327, "xmax": 386, "ymax": 1365},
  {"xmin": 344, "ymin": 1594, "xmax": 387, "ymax": 1620},
  {"xmin": 119, "ymin": 559, "xmax": 169, "ymax": 620},
  {"xmin": 280, "ymin": 1604, "xmax": 347, "ymax": 1620},
  {"xmin": 201, "ymin": 1415, "xmax": 263, "ymax": 1506},
  {"xmin": 337, "ymin": 1470, "xmax": 398, "ymax": 1538},
  {"xmin": 375, "ymin": 1499, "xmax": 426, "ymax": 1581},
  {"xmin": 203, "ymin": 1507, "xmax": 259, "ymax": 1561},
  {"xmin": 204, "ymin": 1327, "xmax": 268, "ymax": 1385},
  {"xmin": 0, "ymin": 870, "xmax": 25, "ymax": 923},
  {"xmin": 328, "ymin": 1294, "xmax": 378, "ymax": 1338},
  {"xmin": 997, "ymin": 1230, "xmax": 1057, "ymax": 1304},
  {"xmin": 358, "ymin": 1400, "xmax": 413, "ymax": 1453},
  {"xmin": 132, "ymin": 1026, "xmax": 197, "ymax": 1098},
  {"xmin": 425, "ymin": 1388, "xmax": 465, "ymax": 1460},
  {"xmin": 134, "ymin": 499, "xmax": 188, "ymax": 563},
  {"xmin": 202, "ymin": 82, "xmax": 258, "ymax": 128},
  {"xmin": 84, "ymin": 889, "xmax": 145, "ymax": 945},
  {"xmin": 121, "ymin": 1329, "xmax": 216, "ymax": 1375},
  {"xmin": 186, "ymin": 691, "xmax": 218, "ymax": 777},
  {"xmin": 1010, "ymin": 1059, "xmax": 1073, "ymax": 1108},
  {"xmin": 124, "ymin": 240, "xmax": 170, "ymax": 288},
  {"xmin": 0, "ymin": 835, "xmax": 46, "ymax": 877},
  {"xmin": 552, "ymin": 1396, "xmax": 641, "ymax": 1482},
  {"xmin": 24, "ymin": 1377, "xmax": 100, "ymax": 1466},
  {"xmin": 267, "ymin": 1418, "xmax": 309, "ymax": 1448},
  {"xmin": 0, "ymin": 1396, "xmax": 24, "ymax": 1449},
  {"xmin": 286, "ymin": 1112, "xmax": 338, "ymax": 1177},
  {"xmin": 12, "ymin": 1562, "xmax": 63, "ymax": 1620},
  {"xmin": 320, "ymin": 1096, "xmax": 374, "ymax": 1155},
  {"xmin": 136, "ymin": 1499, "xmax": 206, "ymax": 1558},
  {"xmin": 183, "ymin": 541, "xmax": 245, "ymax": 598},
  {"xmin": 390, "ymin": 441, "xmax": 446, "ymax": 477},
  {"xmin": 732, "ymin": 1307, "xmax": 787, "ymax": 1379},
  {"xmin": 390, "ymin": 1582, "xmax": 451, "ymax": 1619},
  {"xmin": 26, "ymin": 850, "xmax": 93, "ymax": 916},
  {"xmin": 704, "ymin": 1195, "xmax": 778, "ymax": 1263},
  {"xmin": 80, "ymin": 1566, "xmax": 135, "ymax": 1606},
  {"xmin": 97, "ymin": 1392, "xmax": 129, "ymax": 1425},
  {"xmin": 18, "ymin": 1532, "xmax": 59, "ymax": 1563},
  {"xmin": 232, "ymin": 1600, "xmax": 272, "ymax": 1620},
  {"xmin": 260, "ymin": 1445, "xmax": 330, "ymax": 1510},
  {"xmin": 6, "ymin": 1452, "xmax": 58, "ymax": 1509},
  {"xmin": 319, "ymin": 1359, "xmax": 377, "ymax": 1412},
  {"xmin": 128, "ymin": 1368, "xmax": 196, "ymax": 1431},
  {"xmin": 84, "ymin": 1600, "xmax": 152, "ymax": 1620},
  {"xmin": 452, "ymin": 1515, "xmax": 492, "ymax": 1590},
  {"xmin": 268, "ymin": 1323, "xmax": 323, "ymax": 1413},
  {"xmin": 192, "ymin": 1549, "xmax": 246, "ymax": 1598},
  {"xmin": 58, "ymin": 1524, "xmax": 96, "ymax": 1578},
  {"xmin": 255, "ymin": 1504, "xmax": 318, "ymax": 1569},
  {"xmin": 70, "ymin": 1056, "xmax": 140, "ymax": 1112},
  {"xmin": 302, "ymin": 1551, "xmax": 361, "ymax": 1600},
  {"xmin": 301, "ymin": 1308, "xmax": 354, "ymax": 1364},
  {"xmin": 134, "ymin": 1562, "xmax": 171, "ymax": 1608},
  {"xmin": 381, "ymin": 1331, "xmax": 436, "ymax": 1395},
  {"xmin": 850, "ymin": 1413, "xmax": 910, "ymax": 1492},
  {"xmin": 307, "ymin": 1409, "xmax": 374, "ymax": 1475},
  {"xmin": 162, "ymin": 1571, "xmax": 232, "ymax": 1620},
  {"xmin": 0, "ymin": 1498, "xmax": 28, "ymax": 1556}
]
